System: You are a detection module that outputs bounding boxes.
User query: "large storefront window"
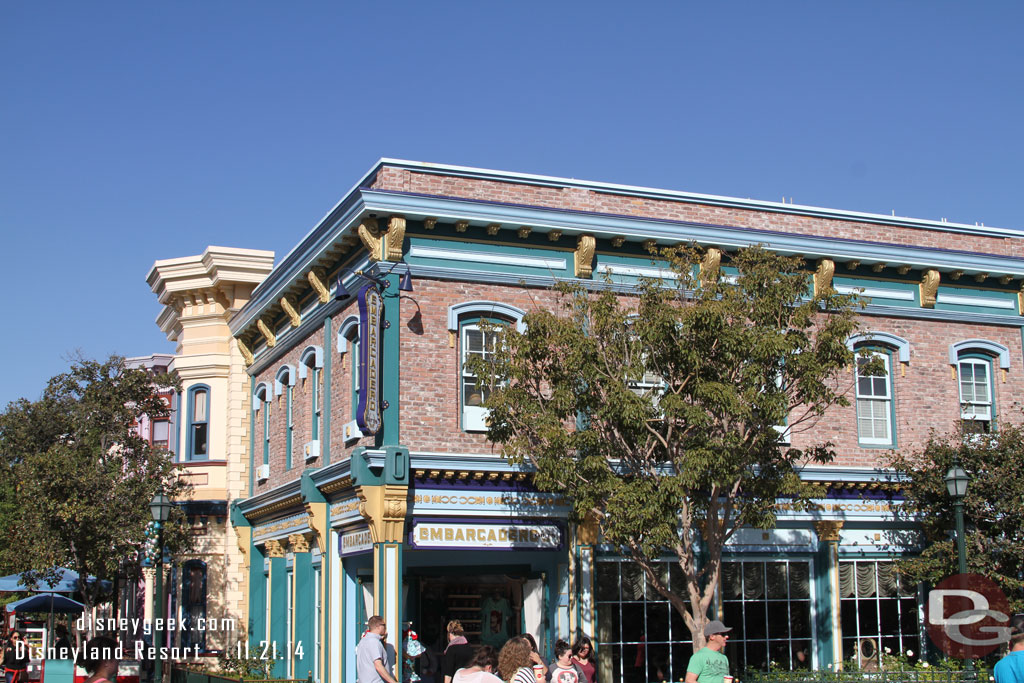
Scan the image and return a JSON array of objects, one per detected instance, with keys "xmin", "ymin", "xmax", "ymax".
[
  {"xmin": 721, "ymin": 560, "xmax": 812, "ymax": 672},
  {"xmin": 595, "ymin": 559, "xmax": 692, "ymax": 683},
  {"xmin": 839, "ymin": 561, "xmax": 920, "ymax": 666}
]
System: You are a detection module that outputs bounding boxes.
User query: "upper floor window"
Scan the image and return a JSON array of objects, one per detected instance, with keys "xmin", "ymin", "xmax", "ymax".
[
  {"xmin": 186, "ymin": 385, "xmax": 210, "ymax": 460},
  {"xmin": 276, "ymin": 365, "xmax": 296, "ymax": 469},
  {"xmin": 300, "ymin": 346, "xmax": 324, "ymax": 442},
  {"xmin": 337, "ymin": 316, "xmax": 361, "ymax": 423},
  {"xmin": 449, "ymin": 301, "xmax": 527, "ymax": 433},
  {"xmin": 950, "ymin": 339, "xmax": 1009, "ymax": 435},
  {"xmin": 254, "ymin": 383, "xmax": 270, "ymax": 465},
  {"xmin": 855, "ymin": 349, "xmax": 894, "ymax": 447},
  {"xmin": 152, "ymin": 418, "xmax": 170, "ymax": 450}
]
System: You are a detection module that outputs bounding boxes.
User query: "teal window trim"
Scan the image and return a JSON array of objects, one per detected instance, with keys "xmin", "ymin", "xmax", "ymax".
[
  {"xmin": 299, "ymin": 345, "xmax": 324, "ymax": 443},
  {"xmin": 286, "ymin": 385, "xmax": 294, "ymax": 469},
  {"xmin": 854, "ymin": 346, "xmax": 897, "ymax": 448},
  {"xmin": 255, "ymin": 383, "xmax": 270, "ymax": 466},
  {"xmin": 185, "ymin": 384, "xmax": 210, "ymax": 461},
  {"xmin": 956, "ymin": 351, "xmax": 995, "ymax": 432},
  {"xmin": 312, "ymin": 366, "xmax": 321, "ymax": 441}
]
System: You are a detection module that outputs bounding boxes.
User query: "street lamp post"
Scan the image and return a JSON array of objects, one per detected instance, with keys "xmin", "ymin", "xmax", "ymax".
[
  {"xmin": 150, "ymin": 493, "xmax": 172, "ymax": 683},
  {"xmin": 944, "ymin": 464, "xmax": 973, "ymax": 677}
]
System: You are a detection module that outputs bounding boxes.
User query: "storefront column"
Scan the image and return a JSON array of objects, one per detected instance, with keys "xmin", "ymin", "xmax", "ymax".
[
  {"xmin": 813, "ymin": 521, "xmax": 844, "ymax": 670},
  {"xmin": 570, "ymin": 514, "xmax": 598, "ymax": 641},
  {"xmin": 290, "ymin": 534, "xmax": 314, "ymax": 680},
  {"xmin": 301, "ymin": 472, "xmax": 330, "ymax": 683},
  {"xmin": 142, "ymin": 567, "xmax": 155, "ymax": 622},
  {"xmin": 266, "ymin": 539, "xmax": 288, "ymax": 678}
]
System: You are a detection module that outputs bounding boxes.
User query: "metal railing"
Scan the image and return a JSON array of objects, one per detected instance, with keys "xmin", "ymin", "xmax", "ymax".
[{"xmin": 741, "ymin": 670, "xmax": 992, "ymax": 683}]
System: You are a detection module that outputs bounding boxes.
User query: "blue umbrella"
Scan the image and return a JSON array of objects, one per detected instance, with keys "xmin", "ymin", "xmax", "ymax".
[
  {"xmin": 4, "ymin": 594, "xmax": 84, "ymax": 614},
  {"xmin": 0, "ymin": 568, "xmax": 110, "ymax": 594}
]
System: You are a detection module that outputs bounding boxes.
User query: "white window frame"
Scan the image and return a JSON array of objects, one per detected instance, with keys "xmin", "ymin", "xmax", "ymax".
[
  {"xmin": 461, "ymin": 322, "xmax": 502, "ymax": 432},
  {"xmin": 855, "ymin": 350, "xmax": 893, "ymax": 446},
  {"xmin": 958, "ymin": 356, "xmax": 993, "ymax": 424}
]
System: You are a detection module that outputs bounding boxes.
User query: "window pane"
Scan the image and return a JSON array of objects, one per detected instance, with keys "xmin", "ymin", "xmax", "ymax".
[
  {"xmin": 193, "ymin": 390, "xmax": 207, "ymax": 422},
  {"xmin": 153, "ymin": 420, "xmax": 169, "ymax": 444},
  {"xmin": 466, "ymin": 328, "xmax": 484, "ymax": 353},
  {"xmin": 766, "ymin": 563, "xmax": 787, "ymax": 599},
  {"xmin": 192, "ymin": 423, "xmax": 208, "ymax": 456}
]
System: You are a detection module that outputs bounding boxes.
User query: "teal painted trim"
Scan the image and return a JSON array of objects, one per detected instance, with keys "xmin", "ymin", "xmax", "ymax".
[
  {"xmin": 300, "ymin": 471, "xmax": 327, "ymax": 505},
  {"xmin": 350, "ymin": 447, "xmax": 382, "ymax": 486},
  {"xmin": 833, "ymin": 276, "xmax": 919, "ymax": 308},
  {"xmin": 249, "ymin": 377, "xmax": 256, "ymax": 494},
  {"xmin": 286, "ymin": 386, "xmax": 294, "ymax": 470},
  {"xmin": 382, "ymin": 272, "xmax": 402, "ymax": 447},
  {"xmin": 249, "ymin": 543, "xmax": 267, "ymax": 650},
  {"xmin": 322, "ymin": 316, "xmax": 333, "ymax": 465},
  {"xmin": 407, "ymin": 235, "xmax": 573, "ymax": 278},
  {"xmin": 935, "ymin": 285, "xmax": 1018, "ymax": 315},
  {"xmin": 813, "ymin": 542, "xmax": 835, "ymax": 670},
  {"xmin": 293, "ymin": 552, "xmax": 314, "ymax": 678},
  {"xmin": 269, "ymin": 556, "xmax": 288, "ymax": 677}
]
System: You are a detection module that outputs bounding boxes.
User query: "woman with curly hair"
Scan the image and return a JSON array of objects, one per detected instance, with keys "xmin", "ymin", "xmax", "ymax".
[{"xmin": 497, "ymin": 637, "xmax": 535, "ymax": 683}]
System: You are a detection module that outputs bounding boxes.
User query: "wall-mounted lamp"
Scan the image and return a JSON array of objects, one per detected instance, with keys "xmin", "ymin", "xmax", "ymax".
[{"xmin": 335, "ymin": 264, "xmax": 412, "ymax": 301}]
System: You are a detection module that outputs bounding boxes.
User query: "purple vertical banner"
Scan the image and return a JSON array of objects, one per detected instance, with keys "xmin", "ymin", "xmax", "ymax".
[{"xmin": 357, "ymin": 283, "xmax": 383, "ymax": 434}]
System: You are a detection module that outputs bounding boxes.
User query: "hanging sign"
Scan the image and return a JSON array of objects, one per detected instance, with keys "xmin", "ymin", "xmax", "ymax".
[{"xmin": 356, "ymin": 284, "xmax": 383, "ymax": 435}]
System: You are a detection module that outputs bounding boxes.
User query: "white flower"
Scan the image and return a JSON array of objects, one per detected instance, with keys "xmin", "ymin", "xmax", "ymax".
[
  {"xmin": 922, "ymin": 663, "xmax": 929, "ymax": 668},
  {"xmin": 906, "ymin": 650, "xmax": 914, "ymax": 657},
  {"xmin": 884, "ymin": 647, "xmax": 892, "ymax": 655}
]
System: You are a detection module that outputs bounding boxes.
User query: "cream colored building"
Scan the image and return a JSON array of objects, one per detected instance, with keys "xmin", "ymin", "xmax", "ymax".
[{"xmin": 145, "ymin": 246, "xmax": 274, "ymax": 651}]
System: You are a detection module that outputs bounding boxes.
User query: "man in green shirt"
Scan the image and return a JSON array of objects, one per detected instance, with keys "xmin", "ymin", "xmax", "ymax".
[{"xmin": 685, "ymin": 620, "xmax": 732, "ymax": 683}]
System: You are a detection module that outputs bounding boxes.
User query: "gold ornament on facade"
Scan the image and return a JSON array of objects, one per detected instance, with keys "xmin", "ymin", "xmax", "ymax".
[
  {"xmin": 548, "ymin": 230, "xmax": 562, "ymax": 242},
  {"xmin": 897, "ymin": 265, "xmax": 911, "ymax": 275},
  {"xmin": 643, "ymin": 239, "xmax": 657, "ymax": 253},
  {"xmin": 304, "ymin": 501, "xmax": 328, "ymax": 553},
  {"xmin": 974, "ymin": 272, "xmax": 989, "ymax": 283},
  {"xmin": 919, "ymin": 269, "xmax": 940, "ymax": 308},
  {"xmin": 385, "ymin": 216, "xmax": 406, "ymax": 262},
  {"xmin": 872, "ymin": 263, "xmax": 886, "ymax": 273},
  {"xmin": 264, "ymin": 539, "xmax": 286, "ymax": 558},
  {"xmin": 455, "ymin": 221, "xmax": 469, "ymax": 233},
  {"xmin": 846, "ymin": 260, "xmax": 860, "ymax": 271},
  {"xmin": 257, "ymin": 320, "xmax": 277, "ymax": 348},
  {"xmin": 950, "ymin": 270, "xmax": 963, "ymax": 280},
  {"xmin": 517, "ymin": 226, "xmax": 532, "ymax": 239},
  {"xmin": 235, "ymin": 526, "xmax": 251, "ymax": 567},
  {"xmin": 308, "ymin": 268, "xmax": 330, "ymax": 304},
  {"xmin": 574, "ymin": 234, "xmax": 596, "ymax": 278},
  {"xmin": 699, "ymin": 247, "xmax": 722, "ymax": 287},
  {"xmin": 236, "ymin": 338, "xmax": 255, "ymax": 366},
  {"xmin": 999, "ymin": 274, "xmax": 1013, "ymax": 285},
  {"xmin": 812, "ymin": 520, "xmax": 844, "ymax": 543},
  {"xmin": 288, "ymin": 533, "xmax": 311, "ymax": 554},
  {"xmin": 358, "ymin": 217, "xmax": 382, "ymax": 261},
  {"xmin": 486, "ymin": 223, "xmax": 501, "ymax": 236},
  {"xmin": 424, "ymin": 217, "xmax": 437, "ymax": 230},
  {"xmin": 813, "ymin": 259, "xmax": 835, "ymax": 297},
  {"xmin": 280, "ymin": 296, "xmax": 301, "ymax": 327},
  {"xmin": 611, "ymin": 237, "xmax": 625, "ymax": 248}
]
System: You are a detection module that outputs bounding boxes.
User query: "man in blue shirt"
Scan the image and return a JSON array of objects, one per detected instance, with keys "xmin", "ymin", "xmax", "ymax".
[
  {"xmin": 358, "ymin": 616, "xmax": 397, "ymax": 683},
  {"xmin": 995, "ymin": 632, "xmax": 1024, "ymax": 683}
]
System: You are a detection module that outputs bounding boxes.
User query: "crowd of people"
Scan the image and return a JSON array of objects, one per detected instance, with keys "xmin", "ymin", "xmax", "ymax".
[{"xmin": 356, "ymin": 617, "xmax": 597, "ymax": 683}]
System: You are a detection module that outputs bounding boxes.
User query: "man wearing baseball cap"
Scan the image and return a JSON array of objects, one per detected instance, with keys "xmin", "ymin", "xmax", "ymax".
[{"xmin": 685, "ymin": 620, "xmax": 732, "ymax": 683}]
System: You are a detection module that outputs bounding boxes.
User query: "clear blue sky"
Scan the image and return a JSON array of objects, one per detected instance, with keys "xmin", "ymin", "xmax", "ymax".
[{"xmin": 2, "ymin": 1, "xmax": 1023, "ymax": 407}]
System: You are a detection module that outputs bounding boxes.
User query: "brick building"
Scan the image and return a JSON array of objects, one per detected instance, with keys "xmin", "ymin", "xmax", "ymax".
[{"xmin": 219, "ymin": 160, "xmax": 1024, "ymax": 682}]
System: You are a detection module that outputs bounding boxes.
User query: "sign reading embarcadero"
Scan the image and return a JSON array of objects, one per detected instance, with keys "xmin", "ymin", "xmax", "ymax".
[{"xmin": 411, "ymin": 521, "xmax": 562, "ymax": 550}]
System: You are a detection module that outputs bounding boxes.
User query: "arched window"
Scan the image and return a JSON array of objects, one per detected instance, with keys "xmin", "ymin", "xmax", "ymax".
[
  {"xmin": 299, "ymin": 346, "xmax": 324, "ymax": 442},
  {"xmin": 186, "ymin": 385, "xmax": 210, "ymax": 461},
  {"xmin": 181, "ymin": 560, "xmax": 207, "ymax": 651},
  {"xmin": 449, "ymin": 301, "xmax": 526, "ymax": 432},
  {"xmin": 338, "ymin": 316, "xmax": 361, "ymax": 422},
  {"xmin": 276, "ymin": 365, "xmax": 296, "ymax": 469},
  {"xmin": 949, "ymin": 340, "xmax": 1008, "ymax": 433},
  {"xmin": 254, "ymin": 383, "xmax": 270, "ymax": 465}
]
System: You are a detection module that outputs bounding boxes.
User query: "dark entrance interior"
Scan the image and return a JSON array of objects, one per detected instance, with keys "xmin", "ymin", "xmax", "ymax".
[{"xmin": 411, "ymin": 573, "xmax": 526, "ymax": 652}]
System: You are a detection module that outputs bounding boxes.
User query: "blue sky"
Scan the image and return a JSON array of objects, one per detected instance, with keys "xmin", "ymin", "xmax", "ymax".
[{"xmin": 2, "ymin": 1, "xmax": 1023, "ymax": 407}]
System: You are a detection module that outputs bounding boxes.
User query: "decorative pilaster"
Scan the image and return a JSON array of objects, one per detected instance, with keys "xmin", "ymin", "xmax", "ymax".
[
  {"xmin": 289, "ymin": 533, "xmax": 311, "ymax": 553},
  {"xmin": 814, "ymin": 259, "xmax": 835, "ymax": 297},
  {"xmin": 574, "ymin": 234, "xmax": 596, "ymax": 278},
  {"xmin": 813, "ymin": 520, "xmax": 844, "ymax": 670},
  {"xmin": 267, "ymin": 539, "xmax": 288, "ymax": 677}
]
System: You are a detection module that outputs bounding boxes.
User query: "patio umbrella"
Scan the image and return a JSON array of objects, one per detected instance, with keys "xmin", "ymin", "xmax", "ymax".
[
  {"xmin": 0, "ymin": 568, "xmax": 110, "ymax": 593},
  {"xmin": 5, "ymin": 592, "xmax": 86, "ymax": 650}
]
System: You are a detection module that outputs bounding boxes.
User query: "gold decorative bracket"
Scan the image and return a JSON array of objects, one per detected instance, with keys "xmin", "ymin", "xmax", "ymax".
[
  {"xmin": 237, "ymin": 338, "xmax": 255, "ymax": 366},
  {"xmin": 358, "ymin": 217, "xmax": 382, "ymax": 261},
  {"xmin": 548, "ymin": 230, "xmax": 562, "ymax": 242},
  {"xmin": 357, "ymin": 484, "xmax": 409, "ymax": 544},
  {"xmin": 264, "ymin": 539, "xmax": 286, "ymax": 558},
  {"xmin": 424, "ymin": 218, "xmax": 437, "ymax": 230},
  {"xmin": 288, "ymin": 533, "xmax": 311, "ymax": 554},
  {"xmin": 813, "ymin": 520, "xmax": 844, "ymax": 543},
  {"xmin": 574, "ymin": 234, "xmax": 596, "ymax": 278},
  {"xmin": 308, "ymin": 268, "xmax": 330, "ymax": 304},
  {"xmin": 920, "ymin": 269, "xmax": 940, "ymax": 308},
  {"xmin": 814, "ymin": 259, "xmax": 835, "ymax": 297},
  {"xmin": 257, "ymin": 320, "xmax": 277, "ymax": 348},
  {"xmin": 280, "ymin": 297, "xmax": 301, "ymax": 327},
  {"xmin": 611, "ymin": 237, "xmax": 625, "ymax": 248},
  {"xmin": 455, "ymin": 221, "xmax": 469, "ymax": 233},
  {"xmin": 517, "ymin": 226, "xmax": 532, "ymax": 239},
  {"xmin": 385, "ymin": 216, "xmax": 406, "ymax": 261},
  {"xmin": 700, "ymin": 247, "xmax": 722, "ymax": 286},
  {"xmin": 304, "ymin": 501, "xmax": 328, "ymax": 554},
  {"xmin": 486, "ymin": 223, "xmax": 501, "ymax": 236},
  {"xmin": 235, "ymin": 525, "xmax": 251, "ymax": 567}
]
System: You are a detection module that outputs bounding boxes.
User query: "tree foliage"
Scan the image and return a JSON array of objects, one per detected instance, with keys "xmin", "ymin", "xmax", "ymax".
[
  {"xmin": 0, "ymin": 355, "xmax": 190, "ymax": 612},
  {"xmin": 469, "ymin": 245, "xmax": 866, "ymax": 648},
  {"xmin": 891, "ymin": 426, "xmax": 1024, "ymax": 613}
]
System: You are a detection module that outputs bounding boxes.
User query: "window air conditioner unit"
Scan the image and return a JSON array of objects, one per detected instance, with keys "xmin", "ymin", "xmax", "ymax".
[
  {"xmin": 304, "ymin": 440, "xmax": 321, "ymax": 461},
  {"xmin": 256, "ymin": 464, "xmax": 270, "ymax": 481}
]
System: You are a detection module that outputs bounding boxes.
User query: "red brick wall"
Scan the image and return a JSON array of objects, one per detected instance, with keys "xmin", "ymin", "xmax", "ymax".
[{"xmin": 371, "ymin": 167, "xmax": 1023, "ymax": 258}]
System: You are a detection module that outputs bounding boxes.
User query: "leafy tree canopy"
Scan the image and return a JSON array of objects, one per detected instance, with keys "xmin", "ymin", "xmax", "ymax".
[
  {"xmin": 469, "ymin": 245, "xmax": 867, "ymax": 648},
  {"xmin": 0, "ymin": 355, "xmax": 190, "ymax": 611},
  {"xmin": 891, "ymin": 426, "xmax": 1024, "ymax": 613}
]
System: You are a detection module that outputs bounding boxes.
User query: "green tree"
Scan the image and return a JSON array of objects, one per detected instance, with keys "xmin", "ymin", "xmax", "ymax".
[
  {"xmin": 0, "ymin": 355, "xmax": 190, "ymax": 614},
  {"xmin": 891, "ymin": 427, "xmax": 1024, "ymax": 613},
  {"xmin": 470, "ymin": 245, "xmax": 866, "ymax": 648}
]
